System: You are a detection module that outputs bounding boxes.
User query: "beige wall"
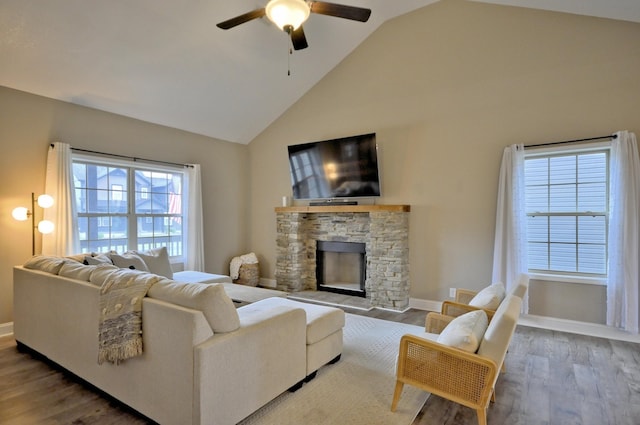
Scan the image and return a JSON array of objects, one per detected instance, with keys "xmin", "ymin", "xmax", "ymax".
[
  {"xmin": 247, "ymin": 0, "xmax": 640, "ymax": 320},
  {"xmin": 0, "ymin": 86, "xmax": 249, "ymax": 323}
]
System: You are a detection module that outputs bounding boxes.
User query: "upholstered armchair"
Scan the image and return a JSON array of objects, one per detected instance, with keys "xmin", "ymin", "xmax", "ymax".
[
  {"xmin": 440, "ymin": 274, "xmax": 529, "ymax": 319},
  {"xmin": 392, "ymin": 295, "xmax": 522, "ymax": 425}
]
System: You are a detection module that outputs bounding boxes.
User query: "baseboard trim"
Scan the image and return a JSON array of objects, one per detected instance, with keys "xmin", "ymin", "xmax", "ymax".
[
  {"xmin": 518, "ymin": 314, "xmax": 640, "ymax": 343},
  {"xmin": 0, "ymin": 322, "xmax": 14, "ymax": 338},
  {"xmin": 409, "ymin": 298, "xmax": 442, "ymax": 312},
  {"xmin": 259, "ymin": 278, "xmax": 277, "ymax": 289},
  {"xmin": 407, "ymin": 299, "xmax": 640, "ymax": 343}
]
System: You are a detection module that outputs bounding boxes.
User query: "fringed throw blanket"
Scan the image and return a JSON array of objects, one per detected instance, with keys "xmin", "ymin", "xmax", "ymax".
[{"xmin": 98, "ymin": 269, "xmax": 161, "ymax": 365}]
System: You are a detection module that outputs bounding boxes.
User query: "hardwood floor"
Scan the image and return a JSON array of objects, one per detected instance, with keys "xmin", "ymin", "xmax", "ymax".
[{"xmin": 2, "ymin": 305, "xmax": 639, "ymax": 424}]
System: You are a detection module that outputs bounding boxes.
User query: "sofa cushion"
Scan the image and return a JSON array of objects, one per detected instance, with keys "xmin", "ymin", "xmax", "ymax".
[
  {"xmin": 437, "ymin": 309, "xmax": 489, "ymax": 353},
  {"xmin": 468, "ymin": 282, "xmax": 505, "ymax": 310},
  {"xmin": 89, "ymin": 264, "xmax": 120, "ymax": 286},
  {"xmin": 148, "ymin": 281, "xmax": 240, "ymax": 333},
  {"xmin": 111, "ymin": 253, "xmax": 150, "ymax": 272},
  {"xmin": 134, "ymin": 247, "xmax": 173, "ymax": 279},
  {"xmin": 23, "ymin": 255, "xmax": 66, "ymax": 275},
  {"xmin": 58, "ymin": 261, "xmax": 97, "ymax": 281}
]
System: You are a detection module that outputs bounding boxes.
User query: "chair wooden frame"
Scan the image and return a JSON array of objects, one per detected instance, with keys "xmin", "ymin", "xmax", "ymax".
[{"xmin": 391, "ymin": 334, "xmax": 498, "ymax": 425}]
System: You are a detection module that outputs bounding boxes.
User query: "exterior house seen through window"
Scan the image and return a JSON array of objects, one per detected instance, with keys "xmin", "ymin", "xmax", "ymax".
[
  {"xmin": 524, "ymin": 148, "xmax": 609, "ymax": 278},
  {"xmin": 72, "ymin": 160, "xmax": 184, "ymax": 256}
]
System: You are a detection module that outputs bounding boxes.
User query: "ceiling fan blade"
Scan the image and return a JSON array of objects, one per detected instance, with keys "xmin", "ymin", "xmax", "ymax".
[
  {"xmin": 309, "ymin": 1, "xmax": 371, "ymax": 22},
  {"xmin": 216, "ymin": 8, "xmax": 266, "ymax": 30},
  {"xmin": 291, "ymin": 26, "xmax": 309, "ymax": 50}
]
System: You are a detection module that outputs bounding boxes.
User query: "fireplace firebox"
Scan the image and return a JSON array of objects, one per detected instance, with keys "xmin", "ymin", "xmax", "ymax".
[{"xmin": 316, "ymin": 240, "xmax": 366, "ymax": 297}]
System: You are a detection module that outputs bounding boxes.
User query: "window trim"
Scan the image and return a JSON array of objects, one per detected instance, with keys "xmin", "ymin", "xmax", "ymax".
[
  {"xmin": 524, "ymin": 141, "xmax": 611, "ymax": 280},
  {"xmin": 72, "ymin": 153, "xmax": 186, "ymax": 258}
]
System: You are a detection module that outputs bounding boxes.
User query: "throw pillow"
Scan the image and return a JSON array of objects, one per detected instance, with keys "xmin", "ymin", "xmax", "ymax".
[
  {"xmin": 468, "ymin": 282, "xmax": 506, "ymax": 311},
  {"xmin": 111, "ymin": 253, "xmax": 150, "ymax": 272},
  {"xmin": 23, "ymin": 255, "xmax": 66, "ymax": 275},
  {"xmin": 437, "ymin": 309, "xmax": 489, "ymax": 353},
  {"xmin": 84, "ymin": 253, "xmax": 114, "ymax": 265},
  {"xmin": 89, "ymin": 264, "xmax": 119, "ymax": 286},
  {"xmin": 134, "ymin": 246, "xmax": 173, "ymax": 279},
  {"xmin": 58, "ymin": 261, "xmax": 97, "ymax": 281},
  {"xmin": 148, "ymin": 281, "xmax": 240, "ymax": 333}
]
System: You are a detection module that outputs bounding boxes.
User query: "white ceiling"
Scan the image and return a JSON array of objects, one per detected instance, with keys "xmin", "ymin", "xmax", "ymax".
[{"xmin": 1, "ymin": 0, "xmax": 639, "ymax": 144}]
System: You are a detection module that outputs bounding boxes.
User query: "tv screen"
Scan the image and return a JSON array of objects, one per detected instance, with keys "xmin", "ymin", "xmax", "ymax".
[{"xmin": 288, "ymin": 133, "xmax": 381, "ymax": 200}]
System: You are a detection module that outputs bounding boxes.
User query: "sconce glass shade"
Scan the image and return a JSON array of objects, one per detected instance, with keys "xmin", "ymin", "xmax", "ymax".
[
  {"xmin": 37, "ymin": 194, "xmax": 54, "ymax": 209},
  {"xmin": 12, "ymin": 207, "xmax": 29, "ymax": 221},
  {"xmin": 265, "ymin": 0, "xmax": 310, "ymax": 30},
  {"xmin": 38, "ymin": 220, "xmax": 55, "ymax": 234}
]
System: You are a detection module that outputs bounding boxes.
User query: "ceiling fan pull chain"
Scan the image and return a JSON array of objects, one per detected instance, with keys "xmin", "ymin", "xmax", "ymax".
[{"xmin": 287, "ymin": 42, "xmax": 292, "ymax": 76}]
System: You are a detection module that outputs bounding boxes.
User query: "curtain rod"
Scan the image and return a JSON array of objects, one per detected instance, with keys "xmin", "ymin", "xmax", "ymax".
[
  {"xmin": 524, "ymin": 133, "xmax": 617, "ymax": 149},
  {"xmin": 52, "ymin": 144, "xmax": 193, "ymax": 168}
]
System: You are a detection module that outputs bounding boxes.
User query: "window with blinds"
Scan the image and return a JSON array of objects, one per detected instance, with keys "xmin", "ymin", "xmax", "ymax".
[{"xmin": 525, "ymin": 149, "xmax": 609, "ymax": 276}]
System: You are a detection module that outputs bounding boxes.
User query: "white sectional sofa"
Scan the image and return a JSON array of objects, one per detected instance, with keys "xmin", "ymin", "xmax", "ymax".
[{"xmin": 12, "ymin": 254, "xmax": 342, "ymax": 425}]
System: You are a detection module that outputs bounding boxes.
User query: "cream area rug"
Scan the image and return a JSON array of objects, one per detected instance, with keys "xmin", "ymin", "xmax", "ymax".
[{"xmin": 238, "ymin": 314, "xmax": 429, "ymax": 425}]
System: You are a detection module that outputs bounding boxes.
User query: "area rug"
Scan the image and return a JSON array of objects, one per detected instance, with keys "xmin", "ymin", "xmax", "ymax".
[{"xmin": 238, "ymin": 314, "xmax": 429, "ymax": 425}]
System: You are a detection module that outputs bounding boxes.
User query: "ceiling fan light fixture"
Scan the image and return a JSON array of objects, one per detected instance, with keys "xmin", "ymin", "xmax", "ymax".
[{"xmin": 265, "ymin": 0, "xmax": 310, "ymax": 31}]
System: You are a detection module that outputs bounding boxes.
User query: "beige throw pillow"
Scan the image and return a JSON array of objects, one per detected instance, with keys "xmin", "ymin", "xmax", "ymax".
[
  {"xmin": 23, "ymin": 255, "xmax": 66, "ymax": 275},
  {"xmin": 58, "ymin": 261, "xmax": 97, "ymax": 281},
  {"xmin": 111, "ymin": 252, "xmax": 150, "ymax": 272},
  {"xmin": 134, "ymin": 246, "xmax": 173, "ymax": 279},
  {"xmin": 437, "ymin": 309, "xmax": 489, "ymax": 353},
  {"xmin": 468, "ymin": 282, "xmax": 506, "ymax": 311}
]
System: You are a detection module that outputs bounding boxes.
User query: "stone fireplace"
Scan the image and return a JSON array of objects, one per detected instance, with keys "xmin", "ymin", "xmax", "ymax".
[{"xmin": 275, "ymin": 205, "xmax": 410, "ymax": 310}]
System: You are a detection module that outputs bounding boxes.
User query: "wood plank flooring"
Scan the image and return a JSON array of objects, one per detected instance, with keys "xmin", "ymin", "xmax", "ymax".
[{"xmin": 1, "ymin": 304, "xmax": 639, "ymax": 424}]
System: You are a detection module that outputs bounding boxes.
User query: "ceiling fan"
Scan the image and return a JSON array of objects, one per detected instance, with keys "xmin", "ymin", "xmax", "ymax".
[{"xmin": 216, "ymin": 0, "xmax": 372, "ymax": 50}]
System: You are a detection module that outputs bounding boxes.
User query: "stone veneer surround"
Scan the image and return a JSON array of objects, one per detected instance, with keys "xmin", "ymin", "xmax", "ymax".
[{"xmin": 275, "ymin": 205, "xmax": 410, "ymax": 310}]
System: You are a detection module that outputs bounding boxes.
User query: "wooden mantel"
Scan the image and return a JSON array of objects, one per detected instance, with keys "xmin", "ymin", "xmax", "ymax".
[{"xmin": 275, "ymin": 204, "xmax": 410, "ymax": 213}]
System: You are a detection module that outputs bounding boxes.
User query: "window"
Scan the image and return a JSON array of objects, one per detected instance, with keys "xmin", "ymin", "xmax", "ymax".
[
  {"xmin": 72, "ymin": 158, "xmax": 185, "ymax": 256},
  {"xmin": 524, "ymin": 147, "xmax": 609, "ymax": 277}
]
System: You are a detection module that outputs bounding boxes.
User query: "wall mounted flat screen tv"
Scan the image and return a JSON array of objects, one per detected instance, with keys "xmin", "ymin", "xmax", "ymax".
[{"xmin": 288, "ymin": 133, "xmax": 381, "ymax": 200}]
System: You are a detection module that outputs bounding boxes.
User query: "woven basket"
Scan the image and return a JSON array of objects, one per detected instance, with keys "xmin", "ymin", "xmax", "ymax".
[{"xmin": 233, "ymin": 262, "xmax": 259, "ymax": 287}]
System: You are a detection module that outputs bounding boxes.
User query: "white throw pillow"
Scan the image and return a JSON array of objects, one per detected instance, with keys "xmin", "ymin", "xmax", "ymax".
[
  {"xmin": 468, "ymin": 282, "xmax": 506, "ymax": 311},
  {"xmin": 437, "ymin": 310, "xmax": 489, "ymax": 353},
  {"xmin": 23, "ymin": 255, "xmax": 66, "ymax": 275},
  {"xmin": 58, "ymin": 261, "xmax": 97, "ymax": 281},
  {"xmin": 111, "ymin": 252, "xmax": 150, "ymax": 272},
  {"xmin": 148, "ymin": 281, "xmax": 240, "ymax": 333},
  {"xmin": 134, "ymin": 246, "xmax": 173, "ymax": 279},
  {"xmin": 84, "ymin": 253, "xmax": 114, "ymax": 265}
]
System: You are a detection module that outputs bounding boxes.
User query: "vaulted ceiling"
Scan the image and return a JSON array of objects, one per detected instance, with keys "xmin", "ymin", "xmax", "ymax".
[{"xmin": 1, "ymin": 0, "xmax": 639, "ymax": 144}]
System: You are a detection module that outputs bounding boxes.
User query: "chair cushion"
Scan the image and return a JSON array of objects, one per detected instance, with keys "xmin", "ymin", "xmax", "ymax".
[
  {"xmin": 478, "ymin": 295, "xmax": 522, "ymax": 366},
  {"xmin": 468, "ymin": 282, "xmax": 505, "ymax": 310},
  {"xmin": 437, "ymin": 309, "xmax": 489, "ymax": 353}
]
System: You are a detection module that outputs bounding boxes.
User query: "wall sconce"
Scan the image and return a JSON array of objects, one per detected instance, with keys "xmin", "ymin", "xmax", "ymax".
[{"xmin": 12, "ymin": 192, "xmax": 55, "ymax": 256}]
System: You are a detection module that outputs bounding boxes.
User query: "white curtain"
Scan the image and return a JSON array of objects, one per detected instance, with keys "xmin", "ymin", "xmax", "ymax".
[
  {"xmin": 607, "ymin": 130, "xmax": 640, "ymax": 334},
  {"xmin": 492, "ymin": 144, "xmax": 529, "ymax": 313},
  {"xmin": 185, "ymin": 164, "xmax": 205, "ymax": 271},
  {"xmin": 42, "ymin": 142, "xmax": 80, "ymax": 256}
]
